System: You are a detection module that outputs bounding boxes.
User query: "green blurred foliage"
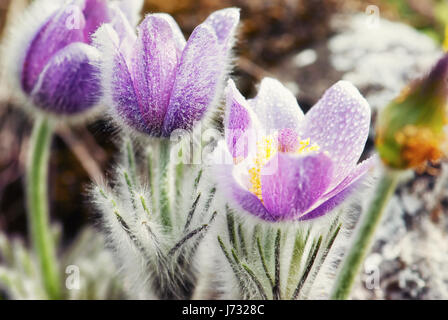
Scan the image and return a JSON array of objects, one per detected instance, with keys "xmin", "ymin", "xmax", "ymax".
[{"xmin": 383, "ymin": 0, "xmax": 448, "ymax": 44}]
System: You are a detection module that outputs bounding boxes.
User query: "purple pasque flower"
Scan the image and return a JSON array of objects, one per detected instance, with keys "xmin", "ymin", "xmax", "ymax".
[
  {"xmin": 94, "ymin": 8, "xmax": 240, "ymax": 137},
  {"xmin": 217, "ymin": 78, "xmax": 375, "ymax": 222},
  {"xmin": 12, "ymin": 0, "xmax": 142, "ymax": 116}
]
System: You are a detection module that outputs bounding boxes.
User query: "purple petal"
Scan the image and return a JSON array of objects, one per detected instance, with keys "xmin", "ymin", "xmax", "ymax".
[
  {"xmin": 162, "ymin": 9, "xmax": 239, "ymax": 136},
  {"xmin": 203, "ymin": 8, "xmax": 240, "ymax": 49},
  {"xmin": 231, "ymin": 183, "xmax": 273, "ymax": 221},
  {"xmin": 22, "ymin": 4, "xmax": 86, "ymax": 94},
  {"xmin": 224, "ymin": 79, "xmax": 256, "ymax": 160},
  {"xmin": 260, "ymin": 152, "xmax": 333, "ymax": 220},
  {"xmin": 31, "ymin": 43, "xmax": 102, "ymax": 115},
  {"xmin": 151, "ymin": 13, "xmax": 186, "ymax": 53},
  {"xmin": 248, "ymin": 77, "xmax": 304, "ymax": 133},
  {"xmin": 322, "ymin": 155, "xmax": 376, "ymax": 201},
  {"xmin": 107, "ymin": 7, "xmax": 137, "ymax": 60},
  {"xmin": 130, "ymin": 14, "xmax": 183, "ymax": 136},
  {"xmin": 161, "ymin": 24, "xmax": 220, "ymax": 136},
  {"xmin": 83, "ymin": 0, "xmax": 110, "ymax": 43},
  {"xmin": 299, "ymin": 156, "xmax": 376, "ymax": 221},
  {"xmin": 209, "ymin": 140, "xmax": 273, "ymax": 221},
  {"xmin": 111, "ymin": 43, "xmax": 146, "ymax": 132},
  {"xmin": 109, "ymin": 7, "xmax": 134, "ymax": 39},
  {"xmin": 95, "ymin": 25, "xmax": 146, "ymax": 133},
  {"xmin": 298, "ymin": 81, "xmax": 371, "ymax": 189},
  {"xmin": 216, "ymin": 159, "xmax": 272, "ymax": 221},
  {"xmin": 298, "ymin": 184, "xmax": 356, "ymax": 221}
]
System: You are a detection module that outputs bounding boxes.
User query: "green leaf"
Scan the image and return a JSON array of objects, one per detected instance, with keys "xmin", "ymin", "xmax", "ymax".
[
  {"xmin": 292, "ymin": 235, "xmax": 322, "ymax": 300},
  {"xmin": 273, "ymin": 229, "xmax": 282, "ymax": 300},
  {"xmin": 257, "ymin": 236, "xmax": 274, "ymax": 288}
]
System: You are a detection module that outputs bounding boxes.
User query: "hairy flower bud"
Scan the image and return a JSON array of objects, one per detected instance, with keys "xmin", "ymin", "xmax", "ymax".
[
  {"xmin": 6, "ymin": 0, "xmax": 142, "ymax": 117},
  {"xmin": 376, "ymin": 54, "xmax": 448, "ymax": 169},
  {"xmin": 94, "ymin": 8, "xmax": 240, "ymax": 137}
]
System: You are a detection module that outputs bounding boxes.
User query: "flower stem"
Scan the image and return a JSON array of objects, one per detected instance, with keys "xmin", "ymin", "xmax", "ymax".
[
  {"xmin": 26, "ymin": 117, "xmax": 61, "ymax": 299},
  {"xmin": 330, "ymin": 169, "xmax": 400, "ymax": 300},
  {"xmin": 147, "ymin": 147, "xmax": 157, "ymax": 214},
  {"xmin": 159, "ymin": 139, "xmax": 172, "ymax": 228}
]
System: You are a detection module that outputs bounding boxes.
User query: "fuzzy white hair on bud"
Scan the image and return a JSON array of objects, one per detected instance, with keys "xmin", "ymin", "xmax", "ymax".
[{"xmin": 91, "ymin": 136, "xmax": 218, "ymax": 299}]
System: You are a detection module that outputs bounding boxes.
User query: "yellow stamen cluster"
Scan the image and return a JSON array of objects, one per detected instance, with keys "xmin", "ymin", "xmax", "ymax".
[
  {"xmin": 297, "ymin": 138, "xmax": 320, "ymax": 154},
  {"xmin": 394, "ymin": 125, "xmax": 445, "ymax": 170},
  {"xmin": 249, "ymin": 136, "xmax": 276, "ymax": 201},
  {"xmin": 248, "ymin": 135, "xmax": 320, "ymax": 202}
]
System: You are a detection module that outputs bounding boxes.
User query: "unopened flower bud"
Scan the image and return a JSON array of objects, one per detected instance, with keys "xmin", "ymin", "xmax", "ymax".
[{"xmin": 376, "ymin": 54, "xmax": 448, "ymax": 169}]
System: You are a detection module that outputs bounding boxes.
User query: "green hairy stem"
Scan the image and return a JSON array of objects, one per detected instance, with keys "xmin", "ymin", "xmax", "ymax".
[
  {"xmin": 331, "ymin": 169, "xmax": 400, "ymax": 300},
  {"xmin": 159, "ymin": 139, "xmax": 172, "ymax": 228},
  {"xmin": 26, "ymin": 117, "xmax": 61, "ymax": 299}
]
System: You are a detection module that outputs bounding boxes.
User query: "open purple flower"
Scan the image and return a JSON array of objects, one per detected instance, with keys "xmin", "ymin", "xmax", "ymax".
[
  {"xmin": 95, "ymin": 8, "xmax": 240, "ymax": 137},
  {"xmin": 11, "ymin": 0, "xmax": 142, "ymax": 116},
  {"xmin": 216, "ymin": 78, "xmax": 374, "ymax": 222}
]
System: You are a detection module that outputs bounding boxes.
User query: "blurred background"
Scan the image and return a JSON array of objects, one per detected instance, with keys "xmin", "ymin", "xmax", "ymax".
[{"xmin": 1, "ymin": 0, "xmax": 448, "ymax": 299}]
